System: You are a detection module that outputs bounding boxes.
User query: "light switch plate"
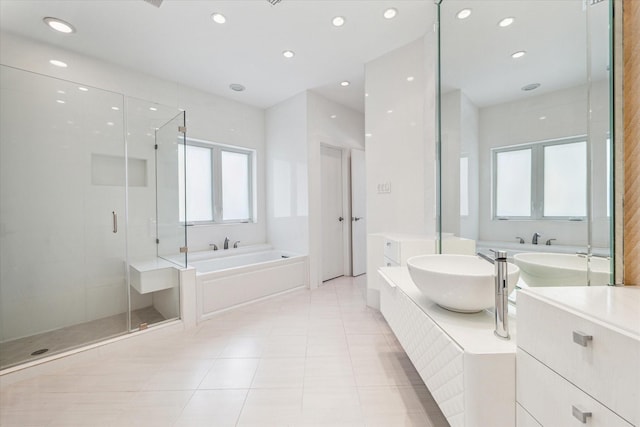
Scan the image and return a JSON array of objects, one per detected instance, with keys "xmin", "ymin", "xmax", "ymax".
[{"xmin": 377, "ymin": 182, "xmax": 391, "ymax": 194}]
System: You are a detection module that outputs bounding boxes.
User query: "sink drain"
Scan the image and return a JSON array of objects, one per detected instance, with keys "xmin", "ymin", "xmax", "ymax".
[{"xmin": 30, "ymin": 348, "xmax": 49, "ymax": 356}]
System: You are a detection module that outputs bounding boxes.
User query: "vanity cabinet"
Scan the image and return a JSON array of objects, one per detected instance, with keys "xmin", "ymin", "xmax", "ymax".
[
  {"xmin": 379, "ymin": 267, "xmax": 516, "ymax": 427},
  {"xmin": 517, "ymin": 287, "xmax": 640, "ymax": 427},
  {"xmin": 382, "ymin": 235, "xmax": 434, "ymax": 267}
]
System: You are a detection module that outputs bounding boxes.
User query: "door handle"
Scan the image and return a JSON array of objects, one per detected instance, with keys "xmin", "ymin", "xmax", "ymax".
[
  {"xmin": 112, "ymin": 211, "xmax": 118, "ymax": 234},
  {"xmin": 352, "ymin": 217, "xmax": 362, "ymax": 221},
  {"xmin": 338, "ymin": 217, "xmax": 344, "ymax": 222}
]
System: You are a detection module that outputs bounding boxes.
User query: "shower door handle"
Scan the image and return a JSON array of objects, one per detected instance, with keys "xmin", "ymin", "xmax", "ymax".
[{"xmin": 112, "ymin": 211, "xmax": 118, "ymax": 234}]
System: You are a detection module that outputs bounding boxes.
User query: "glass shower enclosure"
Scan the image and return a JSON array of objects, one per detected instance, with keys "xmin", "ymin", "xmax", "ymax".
[{"xmin": 0, "ymin": 66, "xmax": 185, "ymax": 369}]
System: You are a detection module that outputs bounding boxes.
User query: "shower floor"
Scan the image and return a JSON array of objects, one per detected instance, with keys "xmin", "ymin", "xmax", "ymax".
[{"xmin": 0, "ymin": 306, "xmax": 166, "ymax": 370}]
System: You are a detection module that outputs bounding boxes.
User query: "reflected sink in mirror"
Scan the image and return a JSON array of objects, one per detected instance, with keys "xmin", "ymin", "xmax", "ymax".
[
  {"xmin": 407, "ymin": 254, "xmax": 520, "ymax": 313},
  {"xmin": 514, "ymin": 252, "xmax": 611, "ymax": 287}
]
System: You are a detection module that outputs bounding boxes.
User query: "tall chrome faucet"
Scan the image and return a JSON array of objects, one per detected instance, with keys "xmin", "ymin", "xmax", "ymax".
[
  {"xmin": 532, "ymin": 232, "xmax": 541, "ymax": 245},
  {"xmin": 224, "ymin": 237, "xmax": 230, "ymax": 250},
  {"xmin": 477, "ymin": 250, "xmax": 510, "ymax": 340}
]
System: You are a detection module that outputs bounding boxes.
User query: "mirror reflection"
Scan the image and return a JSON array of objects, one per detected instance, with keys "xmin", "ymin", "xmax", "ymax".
[{"xmin": 439, "ymin": 0, "xmax": 613, "ymax": 287}]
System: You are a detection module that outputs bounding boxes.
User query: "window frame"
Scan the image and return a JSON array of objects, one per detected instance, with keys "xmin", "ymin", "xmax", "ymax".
[
  {"xmin": 180, "ymin": 137, "xmax": 255, "ymax": 225},
  {"xmin": 492, "ymin": 135, "xmax": 587, "ymax": 221}
]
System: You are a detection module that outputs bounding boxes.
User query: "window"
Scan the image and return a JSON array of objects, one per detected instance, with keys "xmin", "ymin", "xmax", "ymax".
[
  {"xmin": 178, "ymin": 138, "xmax": 255, "ymax": 224},
  {"xmin": 493, "ymin": 136, "xmax": 586, "ymax": 220}
]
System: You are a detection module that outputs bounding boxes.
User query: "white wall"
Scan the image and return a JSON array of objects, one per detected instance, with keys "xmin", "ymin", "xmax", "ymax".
[
  {"xmin": 1, "ymin": 32, "xmax": 266, "ymax": 253},
  {"xmin": 441, "ymin": 90, "xmax": 480, "ymax": 240},
  {"xmin": 364, "ymin": 30, "xmax": 438, "ymax": 307},
  {"xmin": 0, "ymin": 32, "xmax": 265, "ymax": 341},
  {"xmin": 265, "ymin": 90, "xmax": 364, "ymax": 289},
  {"xmin": 265, "ymin": 92, "xmax": 309, "ymax": 256}
]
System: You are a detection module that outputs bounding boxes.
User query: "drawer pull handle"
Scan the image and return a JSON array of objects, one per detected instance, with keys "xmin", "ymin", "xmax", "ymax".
[
  {"xmin": 572, "ymin": 405, "xmax": 592, "ymax": 423},
  {"xmin": 572, "ymin": 331, "xmax": 593, "ymax": 347}
]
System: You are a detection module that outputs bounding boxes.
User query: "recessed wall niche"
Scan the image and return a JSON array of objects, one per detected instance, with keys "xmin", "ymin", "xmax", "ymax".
[{"xmin": 91, "ymin": 153, "xmax": 147, "ymax": 187}]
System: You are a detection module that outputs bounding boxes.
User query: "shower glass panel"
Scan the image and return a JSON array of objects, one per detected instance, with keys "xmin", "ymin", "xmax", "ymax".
[
  {"xmin": 437, "ymin": 0, "xmax": 614, "ymax": 287},
  {"xmin": 125, "ymin": 98, "xmax": 182, "ymax": 330},
  {"xmin": 0, "ymin": 66, "xmax": 129, "ymax": 369},
  {"xmin": 156, "ymin": 111, "xmax": 187, "ymax": 268}
]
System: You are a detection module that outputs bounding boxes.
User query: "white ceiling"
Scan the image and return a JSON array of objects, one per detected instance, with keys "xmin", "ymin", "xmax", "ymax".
[
  {"xmin": 439, "ymin": 0, "xmax": 610, "ymax": 108},
  {"xmin": 0, "ymin": 0, "xmax": 435, "ymax": 113},
  {"xmin": 0, "ymin": 0, "xmax": 610, "ymax": 112}
]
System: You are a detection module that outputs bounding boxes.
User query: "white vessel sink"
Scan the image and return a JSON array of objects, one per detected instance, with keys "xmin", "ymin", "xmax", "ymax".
[
  {"xmin": 407, "ymin": 254, "xmax": 520, "ymax": 313},
  {"xmin": 513, "ymin": 252, "xmax": 610, "ymax": 287}
]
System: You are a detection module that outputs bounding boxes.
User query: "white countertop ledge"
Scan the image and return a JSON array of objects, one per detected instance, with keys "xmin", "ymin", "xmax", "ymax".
[
  {"xmin": 519, "ymin": 286, "xmax": 640, "ymax": 339},
  {"xmin": 378, "ymin": 266, "xmax": 517, "ymax": 355}
]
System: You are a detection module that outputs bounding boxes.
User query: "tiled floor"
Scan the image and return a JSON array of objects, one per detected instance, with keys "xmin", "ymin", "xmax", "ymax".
[
  {"xmin": 0, "ymin": 307, "xmax": 167, "ymax": 370},
  {"xmin": 0, "ymin": 276, "xmax": 450, "ymax": 427}
]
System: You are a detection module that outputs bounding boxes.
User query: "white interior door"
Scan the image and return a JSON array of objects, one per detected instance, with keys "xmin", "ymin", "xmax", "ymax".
[
  {"xmin": 351, "ymin": 149, "xmax": 367, "ymax": 276},
  {"xmin": 321, "ymin": 145, "xmax": 345, "ymax": 281}
]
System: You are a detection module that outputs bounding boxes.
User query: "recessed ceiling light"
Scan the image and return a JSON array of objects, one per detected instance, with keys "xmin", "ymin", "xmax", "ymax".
[
  {"xmin": 56, "ymin": 90, "xmax": 65, "ymax": 94},
  {"xmin": 498, "ymin": 17, "xmax": 515, "ymax": 27},
  {"xmin": 230, "ymin": 83, "xmax": 246, "ymax": 92},
  {"xmin": 111, "ymin": 106, "xmax": 120, "ymax": 111},
  {"xmin": 387, "ymin": 109, "xmax": 393, "ymax": 114},
  {"xmin": 407, "ymin": 76, "xmax": 415, "ymax": 82},
  {"xmin": 365, "ymin": 133, "xmax": 372, "ymax": 137},
  {"xmin": 522, "ymin": 83, "xmax": 541, "ymax": 91},
  {"xmin": 511, "ymin": 50, "xmax": 526, "ymax": 59},
  {"xmin": 332, "ymin": 16, "xmax": 345, "ymax": 27},
  {"xmin": 56, "ymin": 99, "xmax": 65, "ymax": 104},
  {"xmin": 383, "ymin": 8, "xmax": 398, "ymax": 19},
  {"xmin": 330, "ymin": 114, "xmax": 337, "ymax": 119},
  {"xmin": 340, "ymin": 81, "xmax": 350, "ymax": 87},
  {"xmin": 49, "ymin": 59, "xmax": 67, "ymax": 68},
  {"xmin": 149, "ymin": 107, "xmax": 158, "ymax": 111},
  {"xmin": 456, "ymin": 9, "xmax": 472, "ymax": 19},
  {"xmin": 539, "ymin": 116, "xmax": 547, "ymax": 120},
  {"xmin": 107, "ymin": 122, "xmax": 115, "ymax": 126},
  {"xmin": 282, "ymin": 50, "xmax": 295, "ymax": 59},
  {"xmin": 78, "ymin": 86, "xmax": 88, "ymax": 92},
  {"xmin": 43, "ymin": 17, "xmax": 75, "ymax": 34},
  {"xmin": 211, "ymin": 13, "xmax": 226, "ymax": 24}
]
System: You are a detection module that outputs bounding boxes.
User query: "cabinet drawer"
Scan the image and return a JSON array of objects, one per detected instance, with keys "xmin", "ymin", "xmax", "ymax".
[
  {"xmin": 383, "ymin": 256, "xmax": 399, "ymax": 267},
  {"xmin": 517, "ymin": 350, "xmax": 633, "ymax": 427},
  {"xmin": 517, "ymin": 291, "xmax": 639, "ymax": 425},
  {"xmin": 516, "ymin": 403, "xmax": 541, "ymax": 427},
  {"xmin": 383, "ymin": 239, "xmax": 400, "ymax": 263}
]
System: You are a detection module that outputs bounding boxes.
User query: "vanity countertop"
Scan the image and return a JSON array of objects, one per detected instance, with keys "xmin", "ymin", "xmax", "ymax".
[
  {"xmin": 519, "ymin": 286, "xmax": 640, "ymax": 338},
  {"xmin": 379, "ymin": 266, "xmax": 517, "ymax": 355}
]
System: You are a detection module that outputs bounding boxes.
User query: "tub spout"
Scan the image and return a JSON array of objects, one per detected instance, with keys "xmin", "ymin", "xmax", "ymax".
[
  {"xmin": 532, "ymin": 232, "xmax": 541, "ymax": 245},
  {"xmin": 233, "ymin": 241, "xmax": 240, "ymax": 248},
  {"xmin": 477, "ymin": 250, "xmax": 510, "ymax": 340}
]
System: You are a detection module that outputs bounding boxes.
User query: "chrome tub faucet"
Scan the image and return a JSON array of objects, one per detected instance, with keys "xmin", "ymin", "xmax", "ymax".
[{"xmin": 532, "ymin": 232, "xmax": 541, "ymax": 245}]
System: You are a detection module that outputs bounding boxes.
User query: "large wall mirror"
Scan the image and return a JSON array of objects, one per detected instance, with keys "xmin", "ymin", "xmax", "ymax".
[{"xmin": 437, "ymin": 0, "xmax": 614, "ymax": 288}]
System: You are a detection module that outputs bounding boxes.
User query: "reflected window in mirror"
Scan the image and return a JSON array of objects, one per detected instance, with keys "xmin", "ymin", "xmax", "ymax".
[{"xmin": 493, "ymin": 136, "xmax": 587, "ymax": 220}]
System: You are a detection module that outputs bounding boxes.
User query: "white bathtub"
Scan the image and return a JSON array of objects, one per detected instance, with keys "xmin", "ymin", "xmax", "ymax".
[{"xmin": 190, "ymin": 245, "xmax": 308, "ymax": 319}]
